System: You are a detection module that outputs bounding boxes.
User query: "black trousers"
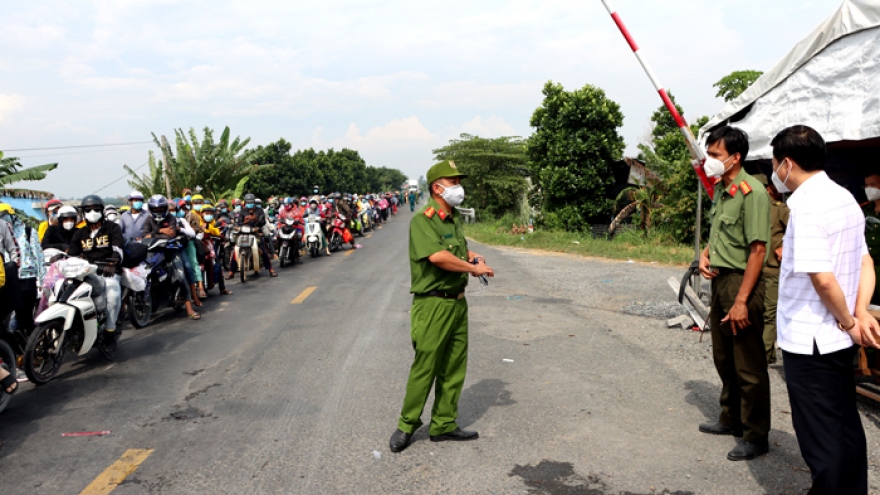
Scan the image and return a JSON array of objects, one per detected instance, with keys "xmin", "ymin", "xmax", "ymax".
[
  {"xmin": 14, "ymin": 277, "xmax": 38, "ymax": 334},
  {"xmin": 783, "ymin": 345, "xmax": 867, "ymax": 495}
]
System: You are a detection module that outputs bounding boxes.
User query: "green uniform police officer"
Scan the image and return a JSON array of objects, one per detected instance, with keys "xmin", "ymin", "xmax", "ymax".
[
  {"xmin": 697, "ymin": 126, "xmax": 772, "ymax": 462},
  {"xmin": 754, "ymin": 173, "xmax": 790, "ymax": 365},
  {"xmin": 389, "ymin": 160, "xmax": 495, "ymax": 453},
  {"xmin": 863, "ymin": 173, "xmax": 880, "ymax": 305}
]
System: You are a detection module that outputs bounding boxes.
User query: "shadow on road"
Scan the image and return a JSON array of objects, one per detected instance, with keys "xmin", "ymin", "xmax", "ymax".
[
  {"xmin": 683, "ymin": 379, "xmax": 720, "ymax": 422},
  {"xmin": 458, "ymin": 378, "xmax": 516, "ymax": 428}
]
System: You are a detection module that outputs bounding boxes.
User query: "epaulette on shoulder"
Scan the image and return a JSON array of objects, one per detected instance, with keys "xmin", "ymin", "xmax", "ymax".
[
  {"xmin": 740, "ymin": 180, "xmax": 753, "ymax": 195},
  {"xmin": 424, "ymin": 207, "xmax": 435, "ymax": 218}
]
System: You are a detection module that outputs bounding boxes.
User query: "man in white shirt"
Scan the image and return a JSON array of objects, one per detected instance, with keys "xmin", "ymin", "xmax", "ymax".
[{"xmin": 773, "ymin": 125, "xmax": 879, "ymax": 495}]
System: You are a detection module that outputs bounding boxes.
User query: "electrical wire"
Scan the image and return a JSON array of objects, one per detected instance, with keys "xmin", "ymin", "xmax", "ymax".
[
  {"xmin": 92, "ymin": 160, "xmax": 150, "ymax": 195},
  {"xmin": 13, "ymin": 144, "xmax": 154, "ymax": 160},
  {"xmin": 4, "ymin": 141, "xmax": 153, "ymax": 152}
]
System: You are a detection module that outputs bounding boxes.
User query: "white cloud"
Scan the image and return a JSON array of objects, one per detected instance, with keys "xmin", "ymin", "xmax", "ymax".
[
  {"xmin": 0, "ymin": 94, "xmax": 26, "ymax": 122},
  {"xmin": 455, "ymin": 115, "xmax": 519, "ymax": 138}
]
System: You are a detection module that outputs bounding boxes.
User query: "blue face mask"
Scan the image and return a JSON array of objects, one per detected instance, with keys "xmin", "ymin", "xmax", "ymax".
[
  {"xmin": 175, "ymin": 210, "xmax": 185, "ymax": 218},
  {"xmin": 256, "ymin": 205, "xmax": 262, "ymax": 209},
  {"xmin": 245, "ymin": 203, "xmax": 255, "ymax": 209},
  {"xmin": 329, "ymin": 199, "xmax": 334, "ymax": 204},
  {"xmin": 204, "ymin": 214, "xmax": 214, "ymax": 222},
  {"xmin": 313, "ymin": 189, "xmax": 319, "ymax": 194},
  {"xmin": 300, "ymin": 202, "xmax": 307, "ymax": 206},
  {"xmin": 194, "ymin": 204, "xmax": 203, "ymax": 212},
  {"xmin": 234, "ymin": 206, "xmax": 241, "ymax": 212},
  {"xmin": 132, "ymin": 201, "xmax": 143, "ymax": 210}
]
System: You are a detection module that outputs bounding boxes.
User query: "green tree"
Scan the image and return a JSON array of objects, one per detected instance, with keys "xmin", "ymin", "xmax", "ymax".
[
  {"xmin": 527, "ymin": 81, "xmax": 625, "ymax": 231},
  {"xmin": 433, "ymin": 134, "xmax": 529, "ymax": 220},
  {"xmin": 0, "ymin": 151, "xmax": 58, "ymax": 197},
  {"xmin": 126, "ymin": 126, "xmax": 268, "ymax": 201},
  {"xmin": 713, "ymin": 70, "xmax": 763, "ymax": 102},
  {"xmin": 636, "ymin": 93, "xmax": 711, "ymax": 241}
]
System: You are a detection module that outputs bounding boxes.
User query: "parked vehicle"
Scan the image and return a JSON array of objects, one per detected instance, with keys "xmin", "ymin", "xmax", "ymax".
[
  {"xmin": 305, "ymin": 213, "xmax": 325, "ymax": 258},
  {"xmin": 233, "ymin": 225, "xmax": 261, "ymax": 283},
  {"xmin": 277, "ymin": 218, "xmax": 302, "ymax": 268}
]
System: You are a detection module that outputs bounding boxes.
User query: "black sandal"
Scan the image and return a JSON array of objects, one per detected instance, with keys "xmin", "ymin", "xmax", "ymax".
[{"xmin": 1, "ymin": 371, "xmax": 18, "ymax": 395}]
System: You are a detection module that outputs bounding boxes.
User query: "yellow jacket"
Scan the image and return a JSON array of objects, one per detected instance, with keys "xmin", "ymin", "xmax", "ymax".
[{"xmin": 38, "ymin": 221, "xmax": 49, "ymax": 241}]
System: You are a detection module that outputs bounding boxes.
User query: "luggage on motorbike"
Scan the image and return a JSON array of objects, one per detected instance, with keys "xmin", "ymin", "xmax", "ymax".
[
  {"xmin": 342, "ymin": 229, "xmax": 354, "ymax": 244},
  {"xmin": 194, "ymin": 237, "xmax": 207, "ymax": 263},
  {"xmin": 120, "ymin": 262, "xmax": 149, "ymax": 292},
  {"xmin": 122, "ymin": 241, "xmax": 148, "ymax": 268}
]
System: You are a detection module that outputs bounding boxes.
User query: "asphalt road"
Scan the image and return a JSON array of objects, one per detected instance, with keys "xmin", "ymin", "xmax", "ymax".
[{"xmin": 1, "ymin": 209, "xmax": 879, "ymax": 494}]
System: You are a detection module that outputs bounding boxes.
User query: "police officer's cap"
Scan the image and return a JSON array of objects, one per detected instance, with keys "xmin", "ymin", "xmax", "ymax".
[{"xmin": 427, "ymin": 160, "xmax": 468, "ymax": 185}]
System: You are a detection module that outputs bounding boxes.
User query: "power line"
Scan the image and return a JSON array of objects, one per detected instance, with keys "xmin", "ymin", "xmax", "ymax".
[
  {"xmin": 13, "ymin": 144, "xmax": 154, "ymax": 160},
  {"xmin": 4, "ymin": 140, "xmax": 153, "ymax": 152},
  {"xmin": 92, "ymin": 160, "xmax": 150, "ymax": 195}
]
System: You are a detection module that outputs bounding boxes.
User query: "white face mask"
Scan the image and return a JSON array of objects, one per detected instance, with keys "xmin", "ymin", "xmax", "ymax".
[
  {"xmin": 84, "ymin": 211, "xmax": 103, "ymax": 224},
  {"xmin": 62, "ymin": 221, "xmax": 76, "ymax": 230},
  {"xmin": 772, "ymin": 159, "xmax": 792, "ymax": 194},
  {"xmin": 702, "ymin": 155, "xmax": 734, "ymax": 178},
  {"xmin": 438, "ymin": 184, "xmax": 465, "ymax": 207},
  {"xmin": 866, "ymin": 187, "xmax": 880, "ymax": 202}
]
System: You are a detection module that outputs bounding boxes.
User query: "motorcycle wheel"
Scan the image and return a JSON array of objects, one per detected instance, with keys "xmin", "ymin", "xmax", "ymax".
[
  {"xmin": 221, "ymin": 245, "xmax": 232, "ymax": 272},
  {"xmin": 129, "ymin": 290, "xmax": 152, "ymax": 328},
  {"xmin": 329, "ymin": 233, "xmax": 342, "ymax": 252},
  {"xmin": 24, "ymin": 319, "xmax": 66, "ymax": 385},
  {"xmin": 0, "ymin": 339, "xmax": 16, "ymax": 413},
  {"xmin": 240, "ymin": 248, "xmax": 250, "ymax": 283},
  {"xmin": 279, "ymin": 246, "xmax": 288, "ymax": 268}
]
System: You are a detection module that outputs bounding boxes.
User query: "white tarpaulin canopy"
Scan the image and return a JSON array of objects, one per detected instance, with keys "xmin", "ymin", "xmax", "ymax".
[{"xmin": 699, "ymin": 0, "xmax": 880, "ymax": 160}]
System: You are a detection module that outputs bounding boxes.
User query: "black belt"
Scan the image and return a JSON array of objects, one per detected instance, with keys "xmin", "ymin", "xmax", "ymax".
[
  {"xmin": 423, "ymin": 290, "xmax": 465, "ymax": 300},
  {"xmin": 716, "ymin": 267, "xmax": 745, "ymax": 275}
]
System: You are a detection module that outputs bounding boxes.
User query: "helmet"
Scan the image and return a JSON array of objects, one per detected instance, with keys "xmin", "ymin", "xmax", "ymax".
[
  {"xmin": 147, "ymin": 194, "xmax": 169, "ymax": 222},
  {"xmin": 309, "ymin": 198, "xmax": 318, "ymax": 205},
  {"xmin": 192, "ymin": 193, "xmax": 204, "ymax": 202},
  {"xmin": 233, "ymin": 198, "xmax": 242, "ymax": 206},
  {"xmin": 0, "ymin": 204, "xmax": 13, "ymax": 215},
  {"xmin": 201, "ymin": 203, "xmax": 215, "ymax": 213},
  {"xmin": 283, "ymin": 197, "xmax": 293, "ymax": 205},
  {"xmin": 255, "ymin": 198, "xmax": 263, "ymax": 208},
  {"xmin": 57, "ymin": 206, "xmax": 77, "ymax": 220},
  {"xmin": 243, "ymin": 194, "xmax": 255, "ymax": 205},
  {"xmin": 129, "ymin": 190, "xmax": 144, "ymax": 201},
  {"xmin": 299, "ymin": 196, "xmax": 308, "ymax": 202},
  {"xmin": 45, "ymin": 198, "xmax": 63, "ymax": 210},
  {"xmin": 81, "ymin": 194, "xmax": 104, "ymax": 209},
  {"xmin": 104, "ymin": 205, "xmax": 119, "ymax": 221}
]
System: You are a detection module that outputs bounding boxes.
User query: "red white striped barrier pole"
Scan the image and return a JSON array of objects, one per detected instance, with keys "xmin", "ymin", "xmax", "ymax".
[{"xmin": 600, "ymin": 0, "xmax": 715, "ymax": 200}]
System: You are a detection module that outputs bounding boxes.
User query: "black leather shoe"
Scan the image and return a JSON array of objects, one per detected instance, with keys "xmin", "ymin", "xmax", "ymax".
[
  {"xmin": 727, "ymin": 440, "xmax": 769, "ymax": 461},
  {"xmin": 389, "ymin": 429, "xmax": 413, "ymax": 453},
  {"xmin": 699, "ymin": 421, "xmax": 742, "ymax": 437},
  {"xmin": 429, "ymin": 427, "xmax": 479, "ymax": 442}
]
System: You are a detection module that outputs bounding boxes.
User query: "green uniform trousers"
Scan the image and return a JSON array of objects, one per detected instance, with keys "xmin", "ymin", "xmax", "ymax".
[
  {"xmin": 710, "ymin": 271, "xmax": 771, "ymax": 443},
  {"xmin": 762, "ymin": 271, "xmax": 779, "ymax": 365},
  {"xmin": 398, "ymin": 295, "xmax": 469, "ymax": 436}
]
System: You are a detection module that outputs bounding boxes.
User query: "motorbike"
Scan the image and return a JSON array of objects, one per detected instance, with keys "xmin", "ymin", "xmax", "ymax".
[
  {"xmin": 328, "ymin": 213, "xmax": 350, "ymax": 252},
  {"xmin": 140, "ymin": 236, "xmax": 189, "ymax": 319},
  {"xmin": 305, "ymin": 213, "xmax": 326, "ymax": 258},
  {"xmin": 120, "ymin": 266, "xmax": 151, "ymax": 329},
  {"xmin": 277, "ymin": 217, "xmax": 303, "ymax": 268},
  {"xmin": 233, "ymin": 225, "xmax": 262, "ymax": 283},
  {"xmin": 24, "ymin": 257, "xmax": 120, "ymax": 384},
  {"xmin": 358, "ymin": 204, "xmax": 373, "ymax": 232},
  {"xmin": 0, "ymin": 312, "xmax": 23, "ymax": 413}
]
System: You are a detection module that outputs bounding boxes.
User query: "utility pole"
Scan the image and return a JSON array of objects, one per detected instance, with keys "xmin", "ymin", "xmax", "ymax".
[{"xmin": 161, "ymin": 135, "xmax": 173, "ymax": 198}]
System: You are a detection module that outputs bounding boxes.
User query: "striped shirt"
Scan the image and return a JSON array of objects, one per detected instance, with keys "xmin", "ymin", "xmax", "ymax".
[{"xmin": 778, "ymin": 172, "xmax": 868, "ymax": 355}]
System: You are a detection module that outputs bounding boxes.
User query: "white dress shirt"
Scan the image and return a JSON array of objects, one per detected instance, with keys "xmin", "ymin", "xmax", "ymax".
[{"xmin": 777, "ymin": 172, "xmax": 868, "ymax": 355}]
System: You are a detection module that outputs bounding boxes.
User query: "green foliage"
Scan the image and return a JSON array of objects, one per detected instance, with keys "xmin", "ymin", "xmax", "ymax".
[
  {"xmin": 246, "ymin": 139, "xmax": 407, "ymax": 199},
  {"xmin": 713, "ymin": 70, "xmax": 763, "ymax": 102},
  {"xmin": 432, "ymin": 134, "xmax": 529, "ymax": 220},
  {"xmin": 527, "ymin": 81, "xmax": 625, "ymax": 231},
  {"xmin": 636, "ymin": 93, "xmax": 712, "ymax": 243},
  {"xmin": 0, "ymin": 151, "xmax": 58, "ymax": 193},
  {"xmin": 126, "ymin": 126, "xmax": 268, "ymax": 201}
]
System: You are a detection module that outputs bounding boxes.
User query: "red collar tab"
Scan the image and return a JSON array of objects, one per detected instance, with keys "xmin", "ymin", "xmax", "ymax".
[
  {"xmin": 438, "ymin": 209, "xmax": 447, "ymax": 220},
  {"xmin": 728, "ymin": 183, "xmax": 739, "ymax": 197}
]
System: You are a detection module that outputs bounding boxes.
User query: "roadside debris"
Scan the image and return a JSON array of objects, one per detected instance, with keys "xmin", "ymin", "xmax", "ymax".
[
  {"xmin": 372, "ymin": 450, "xmax": 382, "ymax": 459},
  {"xmin": 62, "ymin": 431, "xmax": 111, "ymax": 437},
  {"xmin": 502, "ymin": 359, "xmax": 514, "ymax": 363}
]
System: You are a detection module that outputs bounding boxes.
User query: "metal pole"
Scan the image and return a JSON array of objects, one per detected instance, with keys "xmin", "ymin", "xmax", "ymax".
[{"xmin": 600, "ymin": 0, "xmax": 715, "ymax": 200}]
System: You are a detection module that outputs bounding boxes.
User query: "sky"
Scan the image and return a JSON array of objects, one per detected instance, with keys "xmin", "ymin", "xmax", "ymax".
[{"xmin": 0, "ymin": 0, "xmax": 840, "ymax": 198}]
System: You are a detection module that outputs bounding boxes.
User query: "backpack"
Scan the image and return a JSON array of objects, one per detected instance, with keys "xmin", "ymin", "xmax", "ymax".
[{"xmin": 122, "ymin": 241, "xmax": 148, "ymax": 268}]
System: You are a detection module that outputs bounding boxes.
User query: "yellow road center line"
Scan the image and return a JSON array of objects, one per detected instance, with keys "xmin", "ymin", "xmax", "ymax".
[
  {"xmin": 80, "ymin": 449, "xmax": 154, "ymax": 495},
  {"xmin": 291, "ymin": 286, "xmax": 317, "ymax": 304},
  {"xmin": 344, "ymin": 249, "xmax": 355, "ymax": 257}
]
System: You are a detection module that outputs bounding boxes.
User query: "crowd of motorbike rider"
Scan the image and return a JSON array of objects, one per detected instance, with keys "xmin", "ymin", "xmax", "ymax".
[{"xmin": 0, "ymin": 186, "xmax": 409, "ymax": 395}]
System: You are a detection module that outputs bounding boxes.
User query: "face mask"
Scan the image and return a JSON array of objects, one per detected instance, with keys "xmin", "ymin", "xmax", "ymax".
[
  {"xmin": 866, "ymin": 187, "xmax": 880, "ymax": 202},
  {"xmin": 245, "ymin": 203, "xmax": 255, "ymax": 210},
  {"xmin": 234, "ymin": 206, "xmax": 241, "ymax": 212},
  {"xmin": 63, "ymin": 221, "xmax": 75, "ymax": 230},
  {"xmin": 85, "ymin": 211, "xmax": 103, "ymax": 223},
  {"xmin": 329, "ymin": 199, "xmax": 334, "ymax": 204},
  {"xmin": 132, "ymin": 201, "xmax": 143, "ymax": 210},
  {"xmin": 703, "ymin": 155, "xmax": 734, "ymax": 178},
  {"xmin": 204, "ymin": 214, "xmax": 214, "ymax": 222},
  {"xmin": 194, "ymin": 204, "xmax": 203, "ymax": 211},
  {"xmin": 772, "ymin": 159, "xmax": 793, "ymax": 194},
  {"xmin": 313, "ymin": 189, "xmax": 319, "ymax": 194},
  {"xmin": 438, "ymin": 184, "xmax": 465, "ymax": 206},
  {"xmin": 269, "ymin": 216, "xmax": 276, "ymax": 222},
  {"xmin": 220, "ymin": 207, "xmax": 228, "ymax": 214},
  {"xmin": 175, "ymin": 210, "xmax": 185, "ymax": 218},
  {"xmin": 106, "ymin": 213, "xmax": 118, "ymax": 222}
]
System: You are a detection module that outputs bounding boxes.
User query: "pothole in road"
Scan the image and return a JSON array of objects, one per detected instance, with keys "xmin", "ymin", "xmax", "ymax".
[
  {"xmin": 509, "ymin": 460, "xmax": 693, "ymax": 495},
  {"xmin": 165, "ymin": 406, "xmax": 212, "ymax": 421}
]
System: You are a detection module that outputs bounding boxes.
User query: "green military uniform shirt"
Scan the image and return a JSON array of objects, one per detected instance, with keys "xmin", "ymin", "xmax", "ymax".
[
  {"xmin": 409, "ymin": 198, "xmax": 469, "ymax": 294},
  {"xmin": 763, "ymin": 200, "xmax": 790, "ymax": 273},
  {"xmin": 708, "ymin": 168, "xmax": 771, "ymax": 270},
  {"xmin": 864, "ymin": 203, "xmax": 880, "ymax": 260}
]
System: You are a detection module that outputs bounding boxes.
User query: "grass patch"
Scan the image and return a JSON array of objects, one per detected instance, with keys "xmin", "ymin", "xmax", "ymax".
[{"xmin": 464, "ymin": 221, "xmax": 694, "ymax": 266}]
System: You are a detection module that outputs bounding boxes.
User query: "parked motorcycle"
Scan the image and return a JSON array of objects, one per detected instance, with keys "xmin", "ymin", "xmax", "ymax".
[
  {"xmin": 141, "ymin": 236, "xmax": 189, "ymax": 319},
  {"xmin": 277, "ymin": 218, "xmax": 303, "ymax": 268},
  {"xmin": 328, "ymin": 213, "xmax": 352, "ymax": 252},
  {"xmin": 305, "ymin": 213, "xmax": 325, "ymax": 258},
  {"xmin": 24, "ymin": 258, "xmax": 119, "ymax": 384},
  {"xmin": 233, "ymin": 225, "xmax": 261, "ymax": 283}
]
